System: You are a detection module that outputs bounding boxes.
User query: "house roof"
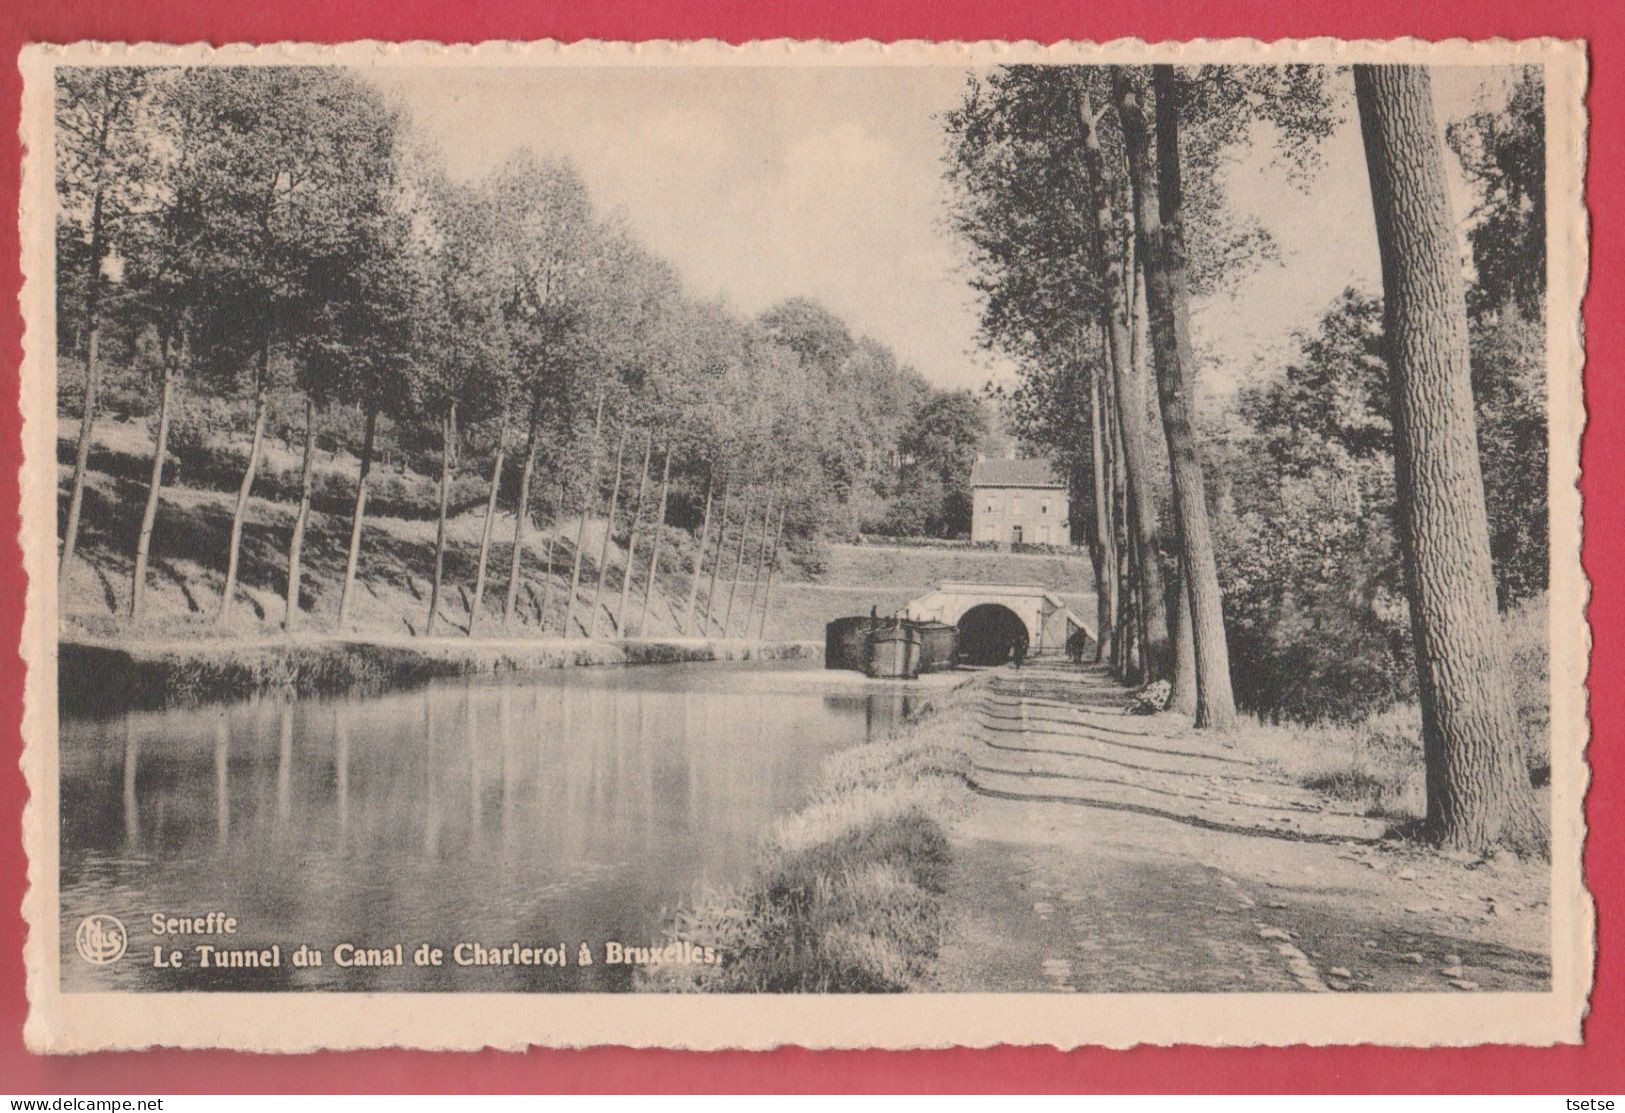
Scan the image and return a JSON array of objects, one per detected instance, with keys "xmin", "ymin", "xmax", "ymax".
[{"xmin": 969, "ymin": 457, "xmax": 1065, "ymax": 489}]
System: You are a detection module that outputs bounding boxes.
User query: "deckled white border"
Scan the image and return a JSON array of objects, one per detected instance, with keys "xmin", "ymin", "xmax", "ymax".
[{"xmin": 16, "ymin": 36, "xmax": 1592, "ymax": 1053}]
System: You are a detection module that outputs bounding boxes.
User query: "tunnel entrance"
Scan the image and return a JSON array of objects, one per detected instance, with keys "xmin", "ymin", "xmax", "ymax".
[{"xmin": 957, "ymin": 603, "xmax": 1029, "ymax": 666}]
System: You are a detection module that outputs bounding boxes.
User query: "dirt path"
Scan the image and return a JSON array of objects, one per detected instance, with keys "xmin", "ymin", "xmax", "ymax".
[{"xmin": 934, "ymin": 662, "xmax": 1551, "ymax": 994}]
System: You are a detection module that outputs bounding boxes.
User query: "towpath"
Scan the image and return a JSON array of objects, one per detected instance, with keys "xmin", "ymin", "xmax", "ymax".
[{"xmin": 934, "ymin": 662, "xmax": 1551, "ymax": 993}]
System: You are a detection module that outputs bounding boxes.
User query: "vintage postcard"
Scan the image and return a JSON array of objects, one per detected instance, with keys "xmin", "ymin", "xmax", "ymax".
[{"xmin": 17, "ymin": 37, "xmax": 1590, "ymax": 1051}]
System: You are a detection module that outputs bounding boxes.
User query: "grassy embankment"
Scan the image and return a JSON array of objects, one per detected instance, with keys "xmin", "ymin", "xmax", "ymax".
[
  {"xmin": 1235, "ymin": 594, "xmax": 1550, "ymax": 827},
  {"xmin": 61, "ymin": 419, "xmax": 1095, "ymax": 643},
  {"xmin": 59, "ymin": 417, "xmax": 1095, "ymax": 707},
  {"xmin": 59, "ymin": 417, "xmax": 711, "ymax": 642},
  {"xmin": 641, "ymin": 679, "xmax": 982, "ymax": 993}
]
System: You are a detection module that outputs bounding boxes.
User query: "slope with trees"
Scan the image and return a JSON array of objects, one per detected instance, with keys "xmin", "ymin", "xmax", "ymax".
[{"xmin": 54, "ymin": 65, "xmax": 961, "ymax": 650}]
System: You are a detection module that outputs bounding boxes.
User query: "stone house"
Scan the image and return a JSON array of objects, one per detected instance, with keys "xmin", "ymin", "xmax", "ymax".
[{"xmin": 969, "ymin": 457, "xmax": 1069, "ymax": 547}]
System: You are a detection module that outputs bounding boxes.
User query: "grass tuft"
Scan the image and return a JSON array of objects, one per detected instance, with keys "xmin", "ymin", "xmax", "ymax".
[{"xmin": 640, "ymin": 693, "xmax": 975, "ymax": 993}]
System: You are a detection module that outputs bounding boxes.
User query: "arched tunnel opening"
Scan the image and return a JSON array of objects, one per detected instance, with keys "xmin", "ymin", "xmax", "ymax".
[{"xmin": 957, "ymin": 603, "xmax": 1030, "ymax": 666}]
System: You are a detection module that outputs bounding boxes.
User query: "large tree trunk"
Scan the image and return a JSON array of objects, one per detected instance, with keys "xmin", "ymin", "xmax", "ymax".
[
  {"xmin": 1124, "ymin": 252, "xmax": 1155, "ymax": 684},
  {"xmin": 703, "ymin": 481, "xmax": 732, "ymax": 635},
  {"xmin": 638, "ymin": 445, "xmax": 673, "ymax": 636},
  {"xmin": 1072, "ymin": 80, "xmax": 1170, "ymax": 677},
  {"xmin": 756, "ymin": 504, "xmax": 787, "ymax": 639},
  {"xmin": 60, "ymin": 183, "xmax": 108, "ymax": 585},
  {"xmin": 1109, "ymin": 387, "xmax": 1137, "ymax": 678},
  {"xmin": 502, "ymin": 401, "xmax": 542, "ymax": 630},
  {"xmin": 1083, "ymin": 521, "xmax": 1109, "ymax": 663},
  {"xmin": 1103, "ymin": 373, "xmax": 1123, "ymax": 673},
  {"xmin": 565, "ymin": 394, "xmax": 607, "ymax": 638},
  {"xmin": 129, "ymin": 340, "xmax": 177, "ymax": 622},
  {"xmin": 425, "ymin": 402, "xmax": 457, "ymax": 636},
  {"xmin": 466, "ymin": 418, "xmax": 507, "ymax": 637},
  {"xmin": 589, "ymin": 424, "xmax": 628, "ymax": 638},
  {"xmin": 1116, "ymin": 67, "xmax": 1236, "ymax": 726},
  {"xmin": 1167, "ymin": 556, "xmax": 1198, "ymax": 715},
  {"xmin": 1088, "ymin": 360, "xmax": 1118, "ymax": 665},
  {"xmin": 1134, "ymin": 255, "xmax": 1194, "ymax": 711},
  {"xmin": 1121, "ymin": 495, "xmax": 1145, "ymax": 680},
  {"xmin": 1098, "ymin": 327, "xmax": 1132, "ymax": 677},
  {"xmin": 216, "ymin": 342, "xmax": 271, "ymax": 624},
  {"xmin": 683, "ymin": 475, "xmax": 714, "ymax": 634},
  {"xmin": 1354, "ymin": 64, "xmax": 1542, "ymax": 853},
  {"xmin": 283, "ymin": 396, "xmax": 317, "ymax": 630},
  {"xmin": 722, "ymin": 494, "xmax": 753, "ymax": 636},
  {"xmin": 743, "ymin": 494, "xmax": 774, "ymax": 634},
  {"xmin": 335, "ymin": 406, "xmax": 377, "ymax": 628},
  {"xmin": 615, "ymin": 432, "xmax": 654, "ymax": 636}
]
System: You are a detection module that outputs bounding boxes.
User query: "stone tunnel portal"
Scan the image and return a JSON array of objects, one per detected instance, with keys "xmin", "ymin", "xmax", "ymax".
[{"xmin": 956, "ymin": 602, "xmax": 1030, "ymax": 666}]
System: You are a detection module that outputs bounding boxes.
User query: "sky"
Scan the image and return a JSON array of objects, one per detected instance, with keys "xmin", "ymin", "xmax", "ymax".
[{"xmin": 365, "ymin": 64, "xmax": 1520, "ymax": 400}]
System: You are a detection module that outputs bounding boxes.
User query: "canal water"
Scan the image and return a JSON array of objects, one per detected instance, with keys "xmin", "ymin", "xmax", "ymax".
[{"xmin": 59, "ymin": 659, "xmax": 920, "ymax": 992}]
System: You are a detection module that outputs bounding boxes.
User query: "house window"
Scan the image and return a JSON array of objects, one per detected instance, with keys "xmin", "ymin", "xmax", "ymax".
[
  {"xmin": 1012, "ymin": 526, "xmax": 1023, "ymax": 545},
  {"xmin": 1041, "ymin": 503, "xmax": 1048, "ymax": 515}
]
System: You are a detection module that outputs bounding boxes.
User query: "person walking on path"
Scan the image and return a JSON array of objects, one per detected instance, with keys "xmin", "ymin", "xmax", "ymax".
[{"xmin": 1066, "ymin": 628, "xmax": 1087, "ymax": 665}]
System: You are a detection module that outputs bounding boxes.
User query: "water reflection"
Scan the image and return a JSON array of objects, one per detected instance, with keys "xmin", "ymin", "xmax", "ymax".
[
  {"xmin": 121, "ymin": 721, "xmax": 138, "ymax": 850},
  {"xmin": 213, "ymin": 718, "xmax": 229, "ymax": 852},
  {"xmin": 61, "ymin": 661, "xmax": 918, "ymax": 992}
]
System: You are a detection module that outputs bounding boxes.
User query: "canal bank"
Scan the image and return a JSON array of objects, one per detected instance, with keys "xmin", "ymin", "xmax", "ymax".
[
  {"xmin": 640, "ymin": 669, "xmax": 984, "ymax": 993},
  {"xmin": 58, "ymin": 634, "xmax": 821, "ymax": 714}
]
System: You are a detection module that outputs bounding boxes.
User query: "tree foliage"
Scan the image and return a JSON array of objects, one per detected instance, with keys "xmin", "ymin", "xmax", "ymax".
[
  {"xmin": 1217, "ymin": 277, "xmax": 1549, "ymax": 722},
  {"xmin": 1447, "ymin": 67, "xmax": 1545, "ymax": 320},
  {"xmin": 880, "ymin": 389, "xmax": 991, "ymax": 538},
  {"xmin": 57, "ymin": 64, "xmax": 962, "ymax": 625},
  {"xmin": 1218, "ymin": 290, "xmax": 1412, "ymax": 721}
]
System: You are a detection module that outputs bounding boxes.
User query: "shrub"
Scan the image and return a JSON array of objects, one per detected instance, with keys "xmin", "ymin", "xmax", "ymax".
[
  {"xmin": 1216, "ymin": 461, "xmax": 1415, "ymax": 723},
  {"xmin": 1243, "ymin": 599, "xmax": 1549, "ymax": 820},
  {"xmin": 856, "ymin": 534, "xmax": 998, "ymax": 552},
  {"xmin": 1244, "ymin": 703, "xmax": 1426, "ymax": 821},
  {"xmin": 1215, "ymin": 289, "xmax": 1549, "ymax": 724},
  {"xmin": 1502, "ymin": 593, "xmax": 1550, "ymax": 781}
]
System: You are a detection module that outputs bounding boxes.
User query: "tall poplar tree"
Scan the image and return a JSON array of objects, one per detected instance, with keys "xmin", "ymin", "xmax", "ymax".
[
  {"xmin": 1354, "ymin": 63, "xmax": 1543, "ymax": 852},
  {"xmin": 55, "ymin": 67, "xmax": 149, "ymax": 585},
  {"xmin": 1114, "ymin": 65, "xmax": 1237, "ymax": 728}
]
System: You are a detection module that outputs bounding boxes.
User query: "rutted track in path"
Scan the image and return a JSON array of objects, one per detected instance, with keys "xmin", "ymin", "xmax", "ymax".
[{"xmin": 934, "ymin": 662, "xmax": 1551, "ymax": 994}]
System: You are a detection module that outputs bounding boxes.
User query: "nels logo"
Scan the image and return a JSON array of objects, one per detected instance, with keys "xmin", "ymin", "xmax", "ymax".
[{"xmin": 74, "ymin": 914, "xmax": 128, "ymax": 966}]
